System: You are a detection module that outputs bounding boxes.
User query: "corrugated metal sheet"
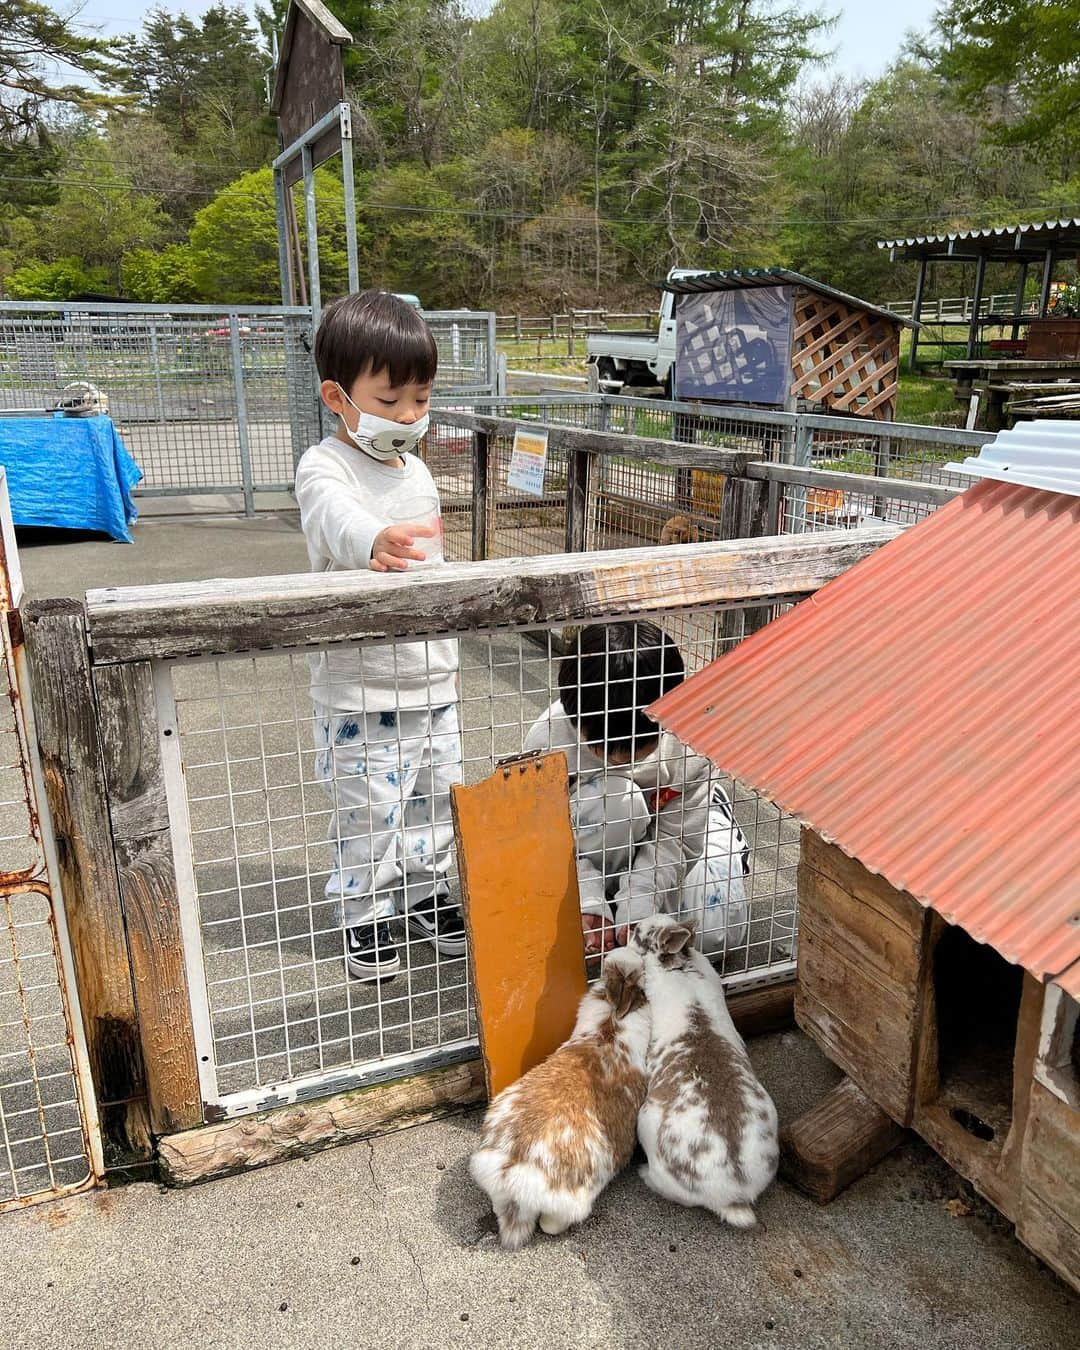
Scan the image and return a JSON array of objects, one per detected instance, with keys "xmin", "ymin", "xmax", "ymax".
[
  {"xmin": 658, "ymin": 268, "xmax": 909, "ymax": 326},
  {"xmin": 947, "ymin": 419, "xmax": 1080, "ymax": 497},
  {"xmin": 651, "ymin": 479, "xmax": 1080, "ymax": 995},
  {"xmin": 878, "ymin": 218, "xmax": 1080, "ymax": 251}
]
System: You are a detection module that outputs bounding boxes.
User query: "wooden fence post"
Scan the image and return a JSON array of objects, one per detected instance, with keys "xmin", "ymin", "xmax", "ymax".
[
  {"xmin": 472, "ymin": 430, "xmax": 491, "ymax": 561},
  {"xmin": 717, "ymin": 477, "xmax": 772, "ymax": 645},
  {"xmin": 93, "ymin": 661, "xmax": 202, "ymax": 1135},
  {"xmin": 22, "ymin": 598, "xmax": 153, "ymax": 1171},
  {"xmin": 565, "ymin": 449, "xmax": 594, "ymax": 554}
]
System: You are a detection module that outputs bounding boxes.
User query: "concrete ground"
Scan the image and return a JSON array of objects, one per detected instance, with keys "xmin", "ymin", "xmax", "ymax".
[
  {"xmin": 2, "ymin": 1031, "xmax": 1077, "ymax": 1350},
  {"xmin": 15, "ymin": 504, "xmax": 309, "ymax": 598}
]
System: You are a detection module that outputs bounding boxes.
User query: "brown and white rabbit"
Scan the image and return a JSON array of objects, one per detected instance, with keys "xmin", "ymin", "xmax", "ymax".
[
  {"xmin": 469, "ymin": 948, "xmax": 651, "ymax": 1250},
  {"xmin": 631, "ymin": 914, "xmax": 778, "ymax": 1227}
]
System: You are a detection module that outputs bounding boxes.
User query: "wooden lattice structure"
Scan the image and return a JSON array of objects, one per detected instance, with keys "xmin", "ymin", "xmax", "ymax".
[
  {"xmin": 665, "ymin": 269, "xmax": 905, "ymax": 422},
  {"xmin": 790, "ymin": 287, "xmax": 899, "ymax": 420}
]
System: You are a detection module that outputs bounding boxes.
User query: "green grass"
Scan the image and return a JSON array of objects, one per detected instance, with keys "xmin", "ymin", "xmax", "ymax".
[
  {"xmin": 894, "ymin": 370, "xmax": 958, "ymax": 425},
  {"xmin": 497, "ymin": 336, "xmax": 588, "ymax": 375}
]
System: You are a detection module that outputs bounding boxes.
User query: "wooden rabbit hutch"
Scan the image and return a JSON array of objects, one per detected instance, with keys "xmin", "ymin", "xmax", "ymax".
[{"xmin": 649, "ymin": 439, "xmax": 1080, "ymax": 1292}]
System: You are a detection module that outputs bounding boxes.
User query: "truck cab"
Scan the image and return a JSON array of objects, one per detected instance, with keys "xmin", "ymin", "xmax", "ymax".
[{"xmin": 586, "ymin": 268, "xmax": 709, "ymax": 394}]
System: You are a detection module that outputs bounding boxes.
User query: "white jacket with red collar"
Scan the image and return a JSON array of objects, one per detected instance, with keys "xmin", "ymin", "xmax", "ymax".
[{"xmin": 522, "ymin": 699, "xmax": 747, "ymax": 932}]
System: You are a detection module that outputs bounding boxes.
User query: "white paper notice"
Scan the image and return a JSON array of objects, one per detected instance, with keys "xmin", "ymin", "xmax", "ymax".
[{"xmin": 506, "ymin": 427, "xmax": 549, "ymax": 498}]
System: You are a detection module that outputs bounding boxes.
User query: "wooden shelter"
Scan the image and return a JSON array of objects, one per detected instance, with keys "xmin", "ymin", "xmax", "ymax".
[
  {"xmin": 648, "ymin": 432, "xmax": 1080, "ymax": 1292},
  {"xmin": 663, "ymin": 269, "xmax": 905, "ymax": 421},
  {"xmin": 879, "ymin": 217, "xmax": 1080, "ymax": 367}
]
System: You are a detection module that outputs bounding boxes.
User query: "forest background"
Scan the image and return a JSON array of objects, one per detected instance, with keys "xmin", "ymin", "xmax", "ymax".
[{"xmin": 2, "ymin": 0, "xmax": 1078, "ymax": 310}]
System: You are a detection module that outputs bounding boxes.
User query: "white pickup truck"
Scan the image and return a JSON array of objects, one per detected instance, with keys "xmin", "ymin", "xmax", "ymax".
[{"xmin": 586, "ymin": 268, "xmax": 708, "ymax": 394}]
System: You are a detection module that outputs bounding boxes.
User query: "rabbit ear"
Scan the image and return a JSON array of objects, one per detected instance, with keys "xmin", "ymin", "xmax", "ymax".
[
  {"xmin": 605, "ymin": 960, "xmax": 645, "ymax": 1019},
  {"xmin": 661, "ymin": 922, "xmax": 695, "ymax": 955},
  {"xmin": 603, "ymin": 959, "xmax": 645, "ymax": 1019}
]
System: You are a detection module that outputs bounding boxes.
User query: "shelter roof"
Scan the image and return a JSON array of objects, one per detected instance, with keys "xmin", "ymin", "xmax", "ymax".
[
  {"xmin": 659, "ymin": 268, "xmax": 909, "ymax": 326},
  {"xmin": 650, "ymin": 479, "xmax": 1080, "ymax": 996},
  {"xmin": 878, "ymin": 218, "xmax": 1080, "ymax": 263}
]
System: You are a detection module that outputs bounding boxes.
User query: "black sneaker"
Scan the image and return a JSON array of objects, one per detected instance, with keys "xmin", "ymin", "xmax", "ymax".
[
  {"xmin": 408, "ymin": 893, "xmax": 468, "ymax": 958},
  {"xmin": 346, "ymin": 922, "xmax": 401, "ymax": 982}
]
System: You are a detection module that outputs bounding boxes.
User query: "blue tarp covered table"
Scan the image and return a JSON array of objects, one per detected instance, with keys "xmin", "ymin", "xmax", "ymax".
[{"xmin": 0, "ymin": 414, "xmax": 143, "ymax": 543}]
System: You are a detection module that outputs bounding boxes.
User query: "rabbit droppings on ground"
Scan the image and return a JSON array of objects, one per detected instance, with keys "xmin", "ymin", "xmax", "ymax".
[
  {"xmin": 632, "ymin": 913, "xmax": 779, "ymax": 1228},
  {"xmin": 469, "ymin": 948, "xmax": 651, "ymax": 1250}
]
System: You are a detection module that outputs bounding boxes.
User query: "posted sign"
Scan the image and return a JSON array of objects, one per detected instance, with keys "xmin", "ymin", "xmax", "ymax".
[{"xmin": 507, "ymin": 427, "xmax": 549, "ymax": 498}]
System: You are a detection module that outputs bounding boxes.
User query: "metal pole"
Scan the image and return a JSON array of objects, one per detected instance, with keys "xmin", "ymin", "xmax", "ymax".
[
  {"xmin": 339, "ymin": 106, "xmax": 360, "ymax": 294},
  {"xmin": 273, "ymin": 167, "xmax": 293, "ymax": 306},
  {"xmin": 148, "ymin": 322, "xmax": 166, "ymax": 424},
  {"xmin": 230, "ymin": 313, "xmax": 255, "ymax": 517},
  {"xmin": 908, "ymin": 256, "xmax": 926, "ymax": 372},
  {"xmin": 487, "ymin": 311, "xmax": 498, "ymax": 396},
  {"xmin": 966, "ymin": 253, "xmax": 986, "ymax": 359},
  {"xmin": 302, "ymin": 144, "xmax": 321, "ymax": 322},
  {"xmin": 1038, "ymin": 247, "xmax": 1055, "ymax": 316},
  {"xmin": 787, "ymin": 418, "xmax": 811, "ymax": 534},
  {"xmin": 1011, "ymin": 261, "xmax": 1028, "ymax": 340}
]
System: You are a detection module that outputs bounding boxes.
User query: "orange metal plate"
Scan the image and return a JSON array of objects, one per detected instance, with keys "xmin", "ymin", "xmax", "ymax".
[{"xmin": 451, "ymin": 752, "xmax": 587, "ymax": 1098}]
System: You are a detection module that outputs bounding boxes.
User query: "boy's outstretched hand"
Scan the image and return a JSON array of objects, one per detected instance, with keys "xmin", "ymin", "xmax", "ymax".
[
  {"xmin": 581, "ymin": 913, "xmax": 616, "ymax": 956},
  {"xmin": 370, "ymin": 523, "xmax": 436, "ymax": 571}
]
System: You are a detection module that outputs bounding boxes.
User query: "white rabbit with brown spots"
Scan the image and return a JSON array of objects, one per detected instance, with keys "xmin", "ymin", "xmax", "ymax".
[
  {"xmin": 631, "ymin": 914, "xmax": 778, "ymax": 1227},
  {"xmin": 469, "ymin": 948, "xmax": 651, "ymax": 1250}
]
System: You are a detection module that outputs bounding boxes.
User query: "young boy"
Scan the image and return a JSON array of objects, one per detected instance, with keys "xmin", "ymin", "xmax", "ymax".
[
  {"xmin": 522, "ymin": 622, "xmax": 750, "ymax": 957},
  {"xmin": 295, "ymin": 290, "xmax": 465, "ymax": 982}
]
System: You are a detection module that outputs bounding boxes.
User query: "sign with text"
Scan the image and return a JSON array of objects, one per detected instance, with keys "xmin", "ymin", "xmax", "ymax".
[{"xmin": 507, "ymin": 427, "xmax": 549, "ymax": 498}]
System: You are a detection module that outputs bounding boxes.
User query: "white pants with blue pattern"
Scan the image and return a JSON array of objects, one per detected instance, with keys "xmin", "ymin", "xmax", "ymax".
[{"xmin": 313, "ymin": 703, "xmax": 462, "ymax": 927}]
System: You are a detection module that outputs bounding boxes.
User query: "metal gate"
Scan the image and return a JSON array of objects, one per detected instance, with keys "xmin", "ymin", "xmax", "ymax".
[{"xmin": 0, "ymin": 469, "xmax": 101, "ymax": 1208}]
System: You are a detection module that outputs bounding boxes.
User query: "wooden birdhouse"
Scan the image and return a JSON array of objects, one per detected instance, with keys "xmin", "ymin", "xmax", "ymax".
[{"xmin": 648, "ymin": 424, "xmax": 1080, "ymax": 1292}]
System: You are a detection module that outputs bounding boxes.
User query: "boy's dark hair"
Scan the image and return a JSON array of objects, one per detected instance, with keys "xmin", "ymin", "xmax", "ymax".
[
  {"xmin": 558, "ymin": 622, "xmax": 685, "ymax": 756},
  {"xmin": 314, "ymin": 290, "xmax": 438, "ymax": 389}
]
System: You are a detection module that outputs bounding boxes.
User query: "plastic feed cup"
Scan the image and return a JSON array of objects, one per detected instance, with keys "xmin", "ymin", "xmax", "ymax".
[{"xmin": 389, "ymin": 497, "xmax": 443, "ymax": 563}]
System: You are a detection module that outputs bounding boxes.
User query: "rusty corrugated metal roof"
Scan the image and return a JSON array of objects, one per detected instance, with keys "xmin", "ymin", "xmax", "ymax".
[{"xmin": 651, "ymin": 479, "xmax": 1080, "ymax": 995}]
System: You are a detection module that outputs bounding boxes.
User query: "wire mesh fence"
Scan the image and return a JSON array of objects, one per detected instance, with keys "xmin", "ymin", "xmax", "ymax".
[
  {"xmin": 427, "ymin": 395, "xmax": 985, "ymax": 556},
  {"xmin": 0, "ymin": 514, "xmax": 95, "ymax": 1206},
  {"xmin": 159, "ymin": 609, "xmax": 797, "ymax": 1117},
  {"xmin": 0, "ymin": 304, "xmax": 498, "ymax": 515},
  {"xmin": 0, "ymin": 884, "xmax": 92, "ymax": 1207}
]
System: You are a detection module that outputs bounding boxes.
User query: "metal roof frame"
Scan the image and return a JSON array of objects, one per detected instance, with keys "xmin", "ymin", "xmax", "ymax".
[
  {"xmin": 878, "ymin": 218, "xmax": 1080, "ymax": 263},
  {"xmin": 659, "ymin": 268, "xmax": 910, "ymax": 327}
]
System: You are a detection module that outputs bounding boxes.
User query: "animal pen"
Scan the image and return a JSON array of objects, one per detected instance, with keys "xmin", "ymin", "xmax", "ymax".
[
  {"xmin": 0, "ymin": 301, "xmax": 498, "ymax": 516},
  {"xmin": 1, "ymin": 396, "xmax": 988, "ymax": 1201}
]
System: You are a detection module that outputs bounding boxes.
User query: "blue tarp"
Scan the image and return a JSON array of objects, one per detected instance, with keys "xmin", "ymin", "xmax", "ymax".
[{"xmin": 0, "ymin": 414, "xmax": 143, "ymax": 543}]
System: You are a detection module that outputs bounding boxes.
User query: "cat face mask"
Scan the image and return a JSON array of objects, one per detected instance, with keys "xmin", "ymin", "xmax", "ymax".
[{"xmin": 336, "ymin": 384, "xmax": 429, "ymax": 461}]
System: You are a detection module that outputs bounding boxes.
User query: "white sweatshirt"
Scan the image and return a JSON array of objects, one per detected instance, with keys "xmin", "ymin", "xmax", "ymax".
[
  {"xmin": 523, "ymin": 699, "xmax": 715, "ymax": 918},
  {"xmin": 294, "ymin": 434, "xmax": 459, "ymax": 713}
]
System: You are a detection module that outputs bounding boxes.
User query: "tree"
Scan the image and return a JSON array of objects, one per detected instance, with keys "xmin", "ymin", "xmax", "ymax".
[
  {"xmin": 6, "ymin": 256, "xmax": 108, "ymax": 299},
  {"xmin": 779, "ymin": 59, "xmax": 1047, "ymax": 300},
  {"xmin": 187, "ymin": 165, "xmax": 353, "ymax": 302},
  {"xmin": 609, "ymin": 1, "xmax": 832, "ymax": 269},
  {"xmin": 121, "ymin": 244, "xmax": 200, "ymax": 302},
  {"xmin": 0, "ymin": 0, "xmax": 116, "ymax": 142},
  {"xmin": 0, "ymin": 0, "xmax": 120, "ymax": 206},
  {"xmin": 13, "ymin": 133, "xmax": 171, "ymax": 290},
  {"xmin": 115, "ymin": 4, "xmax": 275, "ymax": 190},
  {"xmin": 350, "ymin": 0, "xmax": 471, "ymax": 166},
  {"xmin": 934, "ymin": 1, "xmax": 1080, "ymax": 151},
  {"xmin": 361, "ymin": 161, "xmax": 486, "ymax": 303}
]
